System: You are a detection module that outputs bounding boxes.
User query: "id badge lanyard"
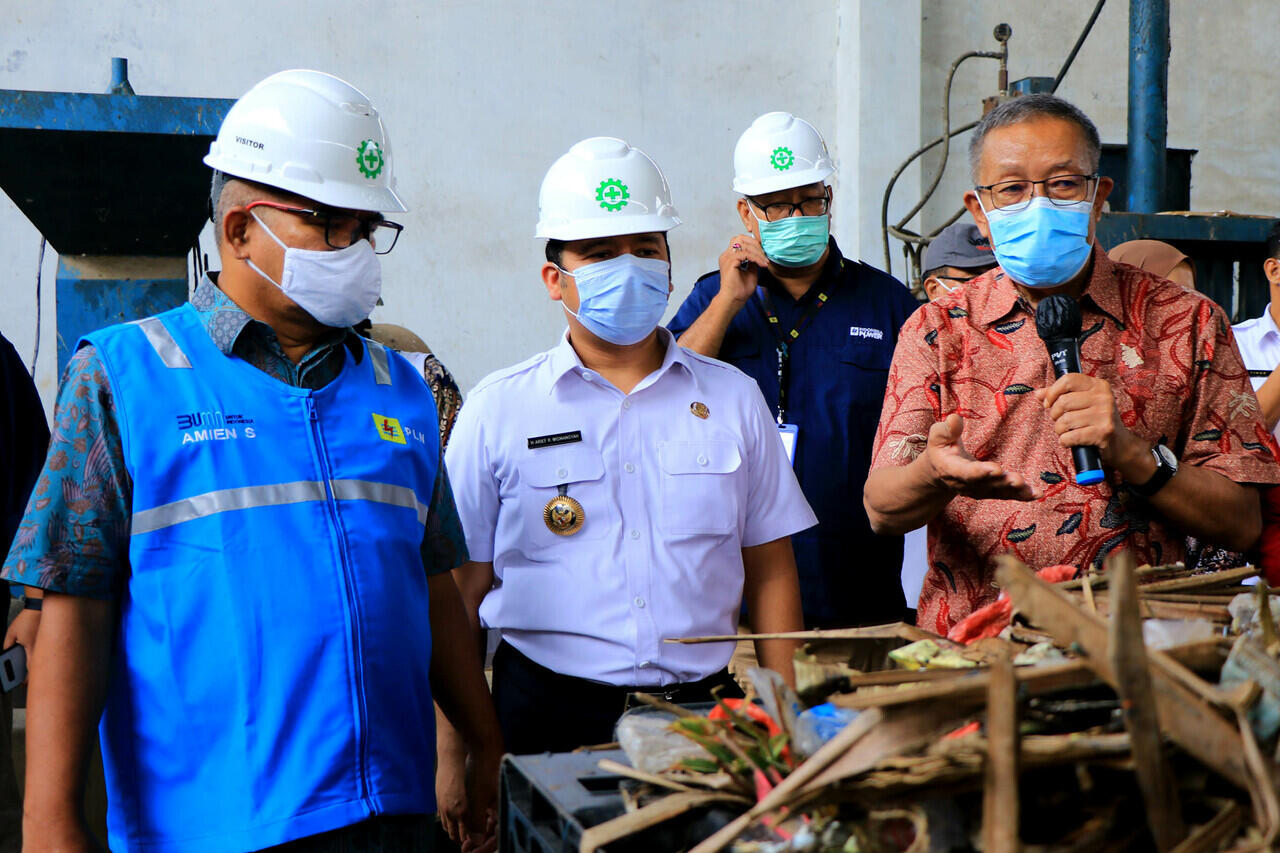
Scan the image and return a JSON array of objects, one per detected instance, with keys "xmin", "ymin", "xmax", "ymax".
[{"xmin": 756, "ymin": 284, "xmax": 832, "ymax": 465}]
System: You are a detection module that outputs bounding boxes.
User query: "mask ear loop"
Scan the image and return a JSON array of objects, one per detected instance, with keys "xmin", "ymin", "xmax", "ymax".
[
  {"xmin": 552, "ymin": 263, "xmax": 586, "ymax": 323},
  {"xmin": 244, "ymin": 211, "xmax": 289, "ymax": 289}
]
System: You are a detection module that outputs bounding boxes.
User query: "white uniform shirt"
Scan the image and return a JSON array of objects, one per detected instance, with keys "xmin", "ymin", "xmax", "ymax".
[
  {"xmin": 446, "ymin": 329, "xmax": 817, "ymax": 686},
  {"xmin": 1233, "ymin": 305, "xmax": 1280, "ymax": 440}
]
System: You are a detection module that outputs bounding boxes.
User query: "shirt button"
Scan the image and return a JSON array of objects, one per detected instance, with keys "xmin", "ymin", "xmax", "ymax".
[
  {"xmin": 696, "ymin": 454, "xmax": 708, "ymax": 466},
  {"xmin": 638, "ymin": 660, "xmax": 651, "ymax": 668},
  {"xmin": 629, "ymin": 529, "xmax": 640, "ymax": 540},
  {"xmin": 622, "ymin": 399, "xmax": 632, "ymax": 410},
  {"xmin": 634, "ymin": 597, "xmax": 646, "ymax": 608},
  {"xmin": 556, "ymin": 468, "xmax": 568, "ymax": 479},
  {"xmin": 624, "ymin": 462, "xmax": 635, "ymax": 473}
]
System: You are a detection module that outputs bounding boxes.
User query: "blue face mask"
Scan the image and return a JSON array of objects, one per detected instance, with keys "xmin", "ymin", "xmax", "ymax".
[
  {"xmin": 982, "ymin": 196, "xmax": 1094, "ymax": 288},
  {"xmin": 561, "ymin": 253, "xmax": 670, "ymax": 346},
  {"xmin": 753, "ymin": 210, "xmax": 830, "ymax": 268}
]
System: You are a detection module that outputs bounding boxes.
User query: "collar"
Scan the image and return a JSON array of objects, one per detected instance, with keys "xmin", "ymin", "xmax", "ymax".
[
  {"xmin": 758, "ymin": 237, "xmax": 845, "ymax": 303},
  {"xmin": 544, "ymin": 326, "xmax": 696, "ymax": 395},
  {"xmin": 974, "ymin": 244, "xmax": 1122, "ymax": 326},
  {"xmin": 1260, "ymin": 304, "xmax": 1280, "ymax": 342},
  {"xmin": 190, "ymin": 273, "xmax": 362, "ymax": 362}
]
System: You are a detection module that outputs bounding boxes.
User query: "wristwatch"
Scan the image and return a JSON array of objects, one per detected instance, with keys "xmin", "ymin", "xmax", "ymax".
[{"xmin": 1128, "ymin": 443, "xmax": 1178, "ymax": 498}]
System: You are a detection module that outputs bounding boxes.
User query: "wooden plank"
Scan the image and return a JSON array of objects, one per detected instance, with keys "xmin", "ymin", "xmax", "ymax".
[
  {"xmin": 1082, "ymin": 595, "xmax": 1230, "ymax": 623},
  {"xmin": 842, "ymin": 667, "xmax": 977, "ymax": 688},
  {"xmin": 1057, "ymin": 563, "xmax": 1186, "ymax": 591},
  {"xmin": 831, "ymin": 660, "xmax": 1098, "ymax": 711},
  {"xmin": 804, "ymin": 697, "xmax": 984, "ymax": 791},
  {"xmin": 1168, "ymin": 800, "xmax": 1243, "ymax": 853},
  {"xmin": 829, "ymin": 640, "xmax": 1226, "ymax": 712},
  {"xmin": 666, "ymin": 622, "xmax": 938, "ymax": 645},
  {"xmin": 982, "ymin": 641, "xmax": 1020, "ymax": 853},
  {"xmin": 1082, "ymin": 570, "xmax": 1098, "ymax": 615},
  {"xmin": 1234, "ymin": 707, "xmax": 1280, "ymax": 841},
  {"xmin": 996, "ymin": 557, "xmax": 1253, "ymax": 792},
  {"xmin": 578, "ymin": 790, "xmax": 746, "ymax": 853},
  {"xmin": 1139, "ymin": 565, "xmax": 1257, "ymax": 592},
  {"xmin": 1107, "ymin": 552, "xmax": 1185, "ymax": 851}
]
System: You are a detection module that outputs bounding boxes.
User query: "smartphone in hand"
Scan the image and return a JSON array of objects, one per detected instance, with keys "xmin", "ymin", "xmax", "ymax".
[{"xmin": 0, "ymin": 644, "xmax": 27, "ymax": 693}]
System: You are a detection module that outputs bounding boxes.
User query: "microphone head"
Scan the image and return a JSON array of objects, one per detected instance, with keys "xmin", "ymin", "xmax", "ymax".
[{"xmin": 1035, "ymin": 294, "xmax": 1083, "ymax": 341}]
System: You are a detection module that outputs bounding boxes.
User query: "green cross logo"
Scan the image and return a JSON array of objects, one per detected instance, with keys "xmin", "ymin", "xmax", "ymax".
[
  {"xmin": 596, "ymin": 178, "xmax": 629, "ymax": 212},
  {"xmin": 770, "ymin": 146, "xmax": 795, "ymax": 171},
  {"xmin": 356, "ymin": 139, "xmax": 384, "ymax": 179}
]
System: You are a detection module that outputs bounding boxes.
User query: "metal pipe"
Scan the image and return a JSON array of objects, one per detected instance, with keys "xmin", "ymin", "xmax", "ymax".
[
  {"xmin": 109, "ymin": 57, "xmax": 135, "ymax": 95},
  {"xmin": 1127, "ymin": 0, "xmax": 1169, "ymax": 213},
  {"xmin": 1052, "ymin": 0, "xmax": 1107, "ymax": 94}
]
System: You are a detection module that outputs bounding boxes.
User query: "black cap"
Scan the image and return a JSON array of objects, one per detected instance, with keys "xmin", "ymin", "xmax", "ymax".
[{"xmin": 923, "ymin": 223, "xmax": 995, "ymax": 273}]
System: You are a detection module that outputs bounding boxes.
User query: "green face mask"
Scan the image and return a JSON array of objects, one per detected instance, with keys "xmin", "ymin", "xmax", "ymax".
[{"xmin": 753, "ymin": 210, "xmax": 830, "ymax": 268}]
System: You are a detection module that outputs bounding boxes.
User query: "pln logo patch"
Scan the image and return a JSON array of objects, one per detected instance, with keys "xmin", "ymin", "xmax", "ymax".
[{"xmin": 372, "ymin": 413, "xmax": 407, "ymax": 445}]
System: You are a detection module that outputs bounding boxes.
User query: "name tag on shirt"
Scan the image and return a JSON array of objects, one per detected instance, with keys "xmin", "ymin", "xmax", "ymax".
[
  {"xmin": 778, "ymin": 423, "xmax": 798, "ymax": 466},
  {"xmin": 527, "ymin": 430, "xmax": 582, "ymax": 450}
]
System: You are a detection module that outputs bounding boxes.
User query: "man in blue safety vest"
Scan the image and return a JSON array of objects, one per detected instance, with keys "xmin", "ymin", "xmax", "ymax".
[{"xmin": 3, "ymin": 70, "xmax": 502, "ymax": 853}]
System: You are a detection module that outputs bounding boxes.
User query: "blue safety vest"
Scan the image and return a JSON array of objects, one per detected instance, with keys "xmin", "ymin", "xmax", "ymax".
[{"xmin": 85, "ymin": 304, "xmax": 441, "ymax": 853}]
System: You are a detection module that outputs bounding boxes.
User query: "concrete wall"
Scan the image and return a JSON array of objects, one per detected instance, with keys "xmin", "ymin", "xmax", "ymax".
[
  {"xmin": 3, "ymin": 0, "xmax": 1276, "ymax": 411},
  {"xmin": 1, "ymin": 0, "xmax": 846, "ymax": 405}
]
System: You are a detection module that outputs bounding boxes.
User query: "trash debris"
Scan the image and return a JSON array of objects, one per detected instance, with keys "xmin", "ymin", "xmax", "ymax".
[
  {"xmin": 561, "ymin": 558, "xmax": 1280, "ymax": 853},
  {"xmin": 793, "ymin": 704, "xmax": 861, "ymax": 758}
]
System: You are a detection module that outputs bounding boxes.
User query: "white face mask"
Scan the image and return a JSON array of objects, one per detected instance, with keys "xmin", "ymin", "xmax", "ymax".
[{"xmin": 247, "ymin": 212, "xmax": 382, "ymax": 328}]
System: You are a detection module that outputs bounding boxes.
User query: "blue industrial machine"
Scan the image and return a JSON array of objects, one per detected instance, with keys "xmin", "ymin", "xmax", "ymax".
[
  {"xmin": 1096, "ymin": 0, "xmax": 1276, "ymax": 323},
  {"xmin": 0, "ymin": 58, "xmax": 235, "ymax": 371}
]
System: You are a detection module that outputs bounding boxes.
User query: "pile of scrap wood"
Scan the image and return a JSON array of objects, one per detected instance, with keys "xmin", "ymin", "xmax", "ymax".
[{"xmin": 579, "ymin": 554, "xmax": 1280, "ymax": 853}]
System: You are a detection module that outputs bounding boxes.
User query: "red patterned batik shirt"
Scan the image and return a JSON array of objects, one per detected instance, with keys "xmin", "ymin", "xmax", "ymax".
[{"xmin": 872, "ymin": 247, "xmax": 1280, "ymax": 634}]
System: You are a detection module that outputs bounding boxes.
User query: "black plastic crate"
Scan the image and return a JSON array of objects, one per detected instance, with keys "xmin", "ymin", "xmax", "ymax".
[{"xmin": 499, "ymin": 748, "xmax": 735, "ymax": 853}]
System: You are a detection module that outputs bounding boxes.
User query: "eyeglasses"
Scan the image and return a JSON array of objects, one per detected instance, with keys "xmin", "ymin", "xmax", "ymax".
[
  {"xmin": 245, "ymin": 201, "xmax": 404, "ymax": 255},
  {"xmin": 933, "ymin": 273, "xmax": 981, "ymax": 285},
  {"xmin": 974, "ymin": 173, "xmax": 1099, "ymax": 212},
  {"xmin": 747, "ymin": 193, "xmax": 831, "ymax": 221}
]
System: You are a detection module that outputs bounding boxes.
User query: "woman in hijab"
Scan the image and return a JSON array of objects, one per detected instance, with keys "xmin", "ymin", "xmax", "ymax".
[{"xmin": 1108, "ymin": 239, "xmax": 1197, "ymax": 290}]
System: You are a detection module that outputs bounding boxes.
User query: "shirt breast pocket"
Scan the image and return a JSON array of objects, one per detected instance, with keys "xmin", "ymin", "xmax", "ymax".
[
  {"xmin": 517, "ymin": 445, "xmax": 614, "ymax": 548},
  {"xmin": 839, "ymin": 338, "xmax": 893, "ymax": 403},
  {"xmin": 658, "ymin": 440, "xmax": 743, "ymax": 535}
]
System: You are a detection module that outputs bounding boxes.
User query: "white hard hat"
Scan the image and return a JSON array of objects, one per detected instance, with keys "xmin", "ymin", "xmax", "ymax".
[
  {"xmin": 535, "ymin": 137, "xmax": 681, "ymax": 240},
  {"xmin": 732, "ymin": 112, "xmax": 835, "ymax": 196},
  {"xmin": 204, "ymin": 69, "xmax": 406, "ymax": 213}
]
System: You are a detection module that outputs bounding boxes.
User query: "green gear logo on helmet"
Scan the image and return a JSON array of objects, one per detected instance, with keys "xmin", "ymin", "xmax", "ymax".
[
  {"xmin": 356, "ymin": 139, "xmax": 385, "ymax": 179},
  {"xmin": 770, "ymin": 146, "xmax": 795, "ymax": 171},
  {"xmin": 596, "ymin": 178, "xmax": 630, "ymax": 212}
]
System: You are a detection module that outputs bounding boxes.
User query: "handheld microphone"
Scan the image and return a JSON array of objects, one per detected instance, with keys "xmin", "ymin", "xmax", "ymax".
[{"xmin": 1035, "ymin": 294, "xmax": 1105, "ymax": 486}]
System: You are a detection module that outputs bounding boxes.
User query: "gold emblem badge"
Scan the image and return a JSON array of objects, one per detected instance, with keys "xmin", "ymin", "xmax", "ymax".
[
  {"xmin": 690, "ymin": 402, "xmax": 710, "ymax": 420},
  {"xmin": 543, "ymin": 494, "xmax": 585, "ymax": 536}
]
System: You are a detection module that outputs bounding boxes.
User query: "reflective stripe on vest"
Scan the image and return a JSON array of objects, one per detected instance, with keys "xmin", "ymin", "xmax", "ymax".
[
  {"xmin": 133, "ymin": 317, "xmax": 193, "ymax": 369},
  {"xmin": 132, "ymin": 478, "xmax": 431, "ymax": 535},
  {"xmin": 367, "ymin": 340, "xmax": 392, "ymax": 385}
]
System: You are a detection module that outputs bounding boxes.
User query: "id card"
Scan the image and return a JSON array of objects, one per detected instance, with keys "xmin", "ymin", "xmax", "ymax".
[{"xmin": 778, "ymin": 423, "xmax": 798, "ymax": 466}]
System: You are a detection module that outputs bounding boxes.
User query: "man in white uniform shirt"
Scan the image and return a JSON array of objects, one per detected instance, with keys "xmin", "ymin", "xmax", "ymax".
[
  {"xmin": 1232, "ymin": 222, "xmax": 1280, "ymax": 439},
  {"xmin": 438, "ymin": 138, "xmax": 812, "ymax": 773}
]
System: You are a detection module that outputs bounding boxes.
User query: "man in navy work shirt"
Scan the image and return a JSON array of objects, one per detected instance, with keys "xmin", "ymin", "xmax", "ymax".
[{"xmin": 670, "ymin": 112, "xmax": 921, "ymax": 628}]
